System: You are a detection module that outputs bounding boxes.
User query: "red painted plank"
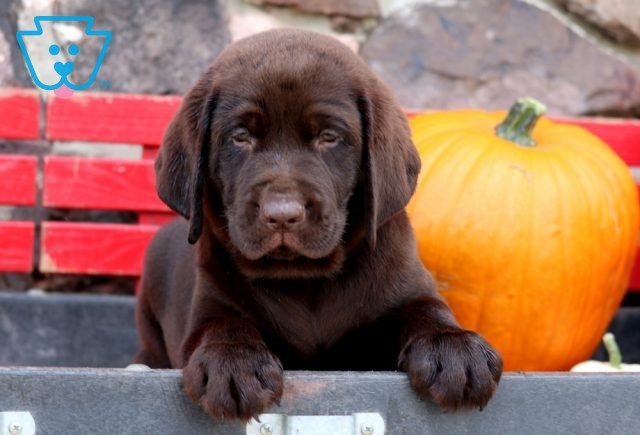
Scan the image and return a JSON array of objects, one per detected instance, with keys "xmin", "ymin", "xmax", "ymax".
[
  {"xmin": 0, "ymin": 221, "xmax": 34, "ymax": 272},
  {"xmin": 43, "ymin": 94, "xmax": 640, "ymax": 162},
  {"xmin": 40, "ymin": 222, "xmax": 159, "ymax": 275},
  {"xmin": 43, "ymin": 156, "xmax": 169, "ymax": 212},
  {"xmin": 46, "ymin": 93, "xmax": 181, "ymax": 145},
  {"xmin": 0, "ymin": 155, "xmax": 37, "ymax": 206},
  {"xmin": 406, "ymin": 111, "xmax": 640, "ymax": 166},
  {"xmin": 0, "ymin": 89, "xmax": 40, "ymax": 139}
]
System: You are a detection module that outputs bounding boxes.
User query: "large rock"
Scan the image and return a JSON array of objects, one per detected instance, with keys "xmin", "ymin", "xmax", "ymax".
[
  {"xmin": 245, "ymin": 0, "xmax": 380, "ymax": 18},
  {"xmin": 558, "ymin": 0, "xmax": 640, "ymax": 45},
  {"xmin": 360, "ymin": 0, "xmax": 640, "ymax": 116},
  {"xmin": 53, "ymin": 0, "xmax": 231, "ymax": 94},
  {"xmin": 0, "ymin": 0, "xmax": 33, "ymax": 87}
]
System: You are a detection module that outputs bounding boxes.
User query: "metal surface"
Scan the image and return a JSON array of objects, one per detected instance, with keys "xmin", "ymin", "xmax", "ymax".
[
  {"xmin": 0, "ymin": 412, "xmax": 35, "ymax": 435},
  {"xmin": 1, "ymin": 292, "xmax": 640, "ymax": 433},
  {"xmin": 245, "ymin": 413, "xmax": 385, "ymax": 435},
  {"xmin": 0, "ymin": 292, "xmax": 136, "ymax": 367},
  {"xmin": 1, "ymin": 292, "xmax": 639, "ymax": 368},
  {"xmin": 1, "ymin": 369, "xmax": 639, "ymax": 434}
]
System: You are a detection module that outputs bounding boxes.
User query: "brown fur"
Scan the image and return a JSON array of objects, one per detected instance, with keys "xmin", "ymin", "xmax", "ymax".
[{"xmin": 135, "ymin": 29, "xmax": 502, "ymax": 421}]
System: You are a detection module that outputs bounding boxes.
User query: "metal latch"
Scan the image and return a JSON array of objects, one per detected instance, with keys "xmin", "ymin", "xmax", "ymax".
[
  {"xmin": 246, "ymin": 412, "xmax": 385, "ymax": 435},
  {"xmin": 0, "ymin": 412, "xmax": 36, "ymax": 435}
]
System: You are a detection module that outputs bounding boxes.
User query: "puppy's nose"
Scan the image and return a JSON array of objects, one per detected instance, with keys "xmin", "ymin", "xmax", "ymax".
[{"xmin": 260, "ymin": 194, "xmax": 305, "ymax": 230}]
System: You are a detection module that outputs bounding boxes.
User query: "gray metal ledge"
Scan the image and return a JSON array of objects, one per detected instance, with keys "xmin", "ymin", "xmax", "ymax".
[
  {"xmin": 0, "ymin": 292, "xmax": 137, "ymax": 367},
  {"xmin": 1, "ymin": 293, "xmax": 640, "ymax": 434},
  {"xmin": 1, "ymin": 369, "xmax": 639, "ymax": 435},
  {"xmin": 2, "ymin": 292, "xmax": 640, "ymax": 368}
]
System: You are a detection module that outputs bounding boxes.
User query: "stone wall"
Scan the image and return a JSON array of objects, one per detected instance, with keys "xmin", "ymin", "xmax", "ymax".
[{"xmin": 2, "ymin": 0, "xmax": 640, "ymax": 116}]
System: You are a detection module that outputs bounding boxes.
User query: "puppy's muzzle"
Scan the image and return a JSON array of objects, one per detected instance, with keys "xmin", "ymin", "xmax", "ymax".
[{"xmin": 259, "ymin": 192, "xmax": 306, "ymax": 231}]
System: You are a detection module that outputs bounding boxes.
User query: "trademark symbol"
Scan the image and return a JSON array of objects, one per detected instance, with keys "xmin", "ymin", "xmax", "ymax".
[{"xmin": 97, "ymin": 79, "xmax": 111, "ymax": 89}]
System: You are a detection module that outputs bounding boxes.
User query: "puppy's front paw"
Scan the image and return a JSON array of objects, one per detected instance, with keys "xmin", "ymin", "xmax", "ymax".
[
  {"xmin": 399, "ymin": 329, "xmax": 502, "ymax": 411},
  {"xmin": 182, "ymin": 341, "xmax": 283, "ymax": 421}
]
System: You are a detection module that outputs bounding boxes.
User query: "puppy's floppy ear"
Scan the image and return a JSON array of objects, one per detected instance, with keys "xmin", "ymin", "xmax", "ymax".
[
  {"xmin": 155, "ymin": 69, "xmax": 218, "ymax": 244},
  {"xmin": 357, "ymin": 84, "xmax": 421, "ymax": 247}
]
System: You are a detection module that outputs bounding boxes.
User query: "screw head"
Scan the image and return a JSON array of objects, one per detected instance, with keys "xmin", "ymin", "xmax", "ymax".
[
  {"xmin": 361, "ymin": 422, "xmax": 375, "ymax": 435},
  {"xmin": 8, "ymin": 422, "xmax": 22, "ymax": 435},
  {"xmin": 259, "ymin": 423, "xmax": 273, "ymax": 435}
]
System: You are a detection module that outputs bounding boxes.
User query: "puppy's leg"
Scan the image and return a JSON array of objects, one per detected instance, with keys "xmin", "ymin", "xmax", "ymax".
[
  {"xmin": 134, "ymin": 294, "xmax": 171, "ymax": 368},
  {"xmin": 398, "ymin": 295, "xmax": 503, "ymax": 410},
  {"xmin": 180, "ymin": 318, "xmax": 283, "ymax": 422}
]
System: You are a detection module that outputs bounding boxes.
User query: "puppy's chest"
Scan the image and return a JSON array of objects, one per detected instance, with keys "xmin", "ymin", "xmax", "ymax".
[{"xmin": 253, "ymin": 286, "xmax": 373, "ymax": 358}]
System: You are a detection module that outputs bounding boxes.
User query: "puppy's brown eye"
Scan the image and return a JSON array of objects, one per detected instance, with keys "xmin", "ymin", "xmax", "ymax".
[
  {"xmin": 316, "ymin": 130, "xmax": 341, "ymax": 149},
  {"xmin": 231, "ymin": 128, "xmax": 254, "ymax": 148}
]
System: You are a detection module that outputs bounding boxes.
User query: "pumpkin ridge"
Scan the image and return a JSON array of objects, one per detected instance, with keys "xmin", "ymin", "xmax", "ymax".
[
  {"xmin": 414, "ymin": 130, "xmax": 469, "ymax": 173},
  {"xmin": 580, "ymin": 154, "xmax": 630, "ymax": 367},
  {"xmin": 458, "ymin": 136, "xmax": 506, "ymax": 334},
  {"xmin": 504, "ymin": 154, "xmax": 536, "ymax": 369},
  {"xmin": 409, "ymin": 127, "xmax": 478, "ymax": 278},
  {"xmin": 548, "ymin": 146, "xmax": 631, "ymax": 369},
  {"xmin": 582, "ymin": 155, "xmax": 638, "ymax": 348},
  {"xmin": 430, "ymin": 130, "xmax": 508, "ymax": 302},
  {"xmin": 472, "ymin": 137, "xmax": 516, "ymax": 338},
  {"xmin": 408, "ymin": 129, "xmax": 472, "ymax": 271},
  {"xmin": 430, "ymin": 135, "xmax": 485, "ymax": 278},
  {"xmin": 535, "ymin": 157, "xmax": 569, "ymax": 370},
  {"xmin": 554, "ymin": 132, "xmax": 639, "ymax": 313},
  {"xmin": 595, "ymin": 163, "xmax": 635, "ymax": 362},
  {"xmin": 560, "ymin": 152, "xmax": 599, "ymax": 369}
]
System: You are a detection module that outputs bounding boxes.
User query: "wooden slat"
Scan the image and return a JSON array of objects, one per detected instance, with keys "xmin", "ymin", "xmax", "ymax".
[
  {"xmin": 406, "ymin": 112, "xmax": 640, "ymax": 166},
  {"xmin": 46, "ymin": 93, "xmax": 181, "ymax": 145},
  {"xmin": 0, "ymin": 221, "xmax": 34, "ymax": 272},
  {"xmin": 0, "ymin": 88, "xmax": 40, "ymax": 139},
  {"xmin": 43, "ymin": 156, "xmax": 169, "ymax": 212},
  {"xmin": 0, "ymin": 155, "xmax": 37, "ymax": 206},
  {"xmin": 43, "ymin": 95, "xmax": 640, "ymax": 160},
  {"xmin": 40, "ymin": 222, "xmax": 159, "ymax": 275}
]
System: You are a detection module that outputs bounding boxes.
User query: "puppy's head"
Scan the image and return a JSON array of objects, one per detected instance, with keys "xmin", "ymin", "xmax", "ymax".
[{"xmin": 155, "ymin": 29, "xmax": 420, "ymax": 279}]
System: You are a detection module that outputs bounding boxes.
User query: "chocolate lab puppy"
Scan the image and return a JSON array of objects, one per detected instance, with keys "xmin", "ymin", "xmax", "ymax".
[{"xmin": 135, "ymin": 28, "xmax": 502, "ymax": 421}]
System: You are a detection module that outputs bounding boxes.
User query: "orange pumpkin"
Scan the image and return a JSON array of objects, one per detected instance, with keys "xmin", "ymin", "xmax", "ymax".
[{"xmin": 407, "ymin": 98, "xmax": 640, "ymax": 371}]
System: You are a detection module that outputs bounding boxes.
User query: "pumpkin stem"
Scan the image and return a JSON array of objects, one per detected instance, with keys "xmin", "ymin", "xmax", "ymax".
[
  {"xmin": 495, "ymin": 97, "xmax": 547, "ymax": 147},
  {"xmin": 603, "ymin": 333, "xmax": 622, "ymax": 369}
]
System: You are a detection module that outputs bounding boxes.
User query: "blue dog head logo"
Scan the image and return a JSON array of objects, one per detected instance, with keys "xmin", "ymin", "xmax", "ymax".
[{"xmin": 17, "ymin": 16, "xmax": 111, "ymax": 97}]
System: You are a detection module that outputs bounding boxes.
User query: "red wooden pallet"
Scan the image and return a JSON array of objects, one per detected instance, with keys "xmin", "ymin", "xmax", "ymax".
[
  {"xmin": 0, "ymin": 154, "xmax": 38, "ymax": 272},
  {"xmin": 0, "ymin": 89, "xmax": 39, "ymax": 140},
  {"xmin": 43, "ymin": 156, "xmax": 168, "ymax": 212},
  {"xmin": 0, "ymin": 89, "xmax": 639, "ymax": 288},
  {"xmin": 40, "ymin": 222, "xmax": 158, "ymax": 275},
  {"xmin": 0, "ymin": 155, "xmax": 37, "ymax": 206},
  {"xmin": 46, "ymin": 93, "xmax": 181, "ymax": 145},
  {"xmin": 0, "ymin": 222, "xmax": 35, "ymax": 273}
]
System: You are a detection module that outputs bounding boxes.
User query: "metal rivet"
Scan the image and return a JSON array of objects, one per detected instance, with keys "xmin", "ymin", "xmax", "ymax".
[
  {"xmin": 361, "ymin": 422, "xmax": 374, "ymax": 435},
  {"xmin": 259, "ymin": 423, "xmax": 273, "ymax": 435},
  {"xmin": 8, "ymin": 422, "xmax": 22, "ymax": 435}
]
